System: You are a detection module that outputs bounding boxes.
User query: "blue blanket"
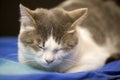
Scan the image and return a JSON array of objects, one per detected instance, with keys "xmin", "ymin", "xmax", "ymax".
[{"xmin": 0, "ymin": 37, "xmax": 120, "ymax": 80}]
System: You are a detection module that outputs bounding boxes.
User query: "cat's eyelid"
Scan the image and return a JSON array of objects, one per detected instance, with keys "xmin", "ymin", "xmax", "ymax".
[
  {"xmin": 53, "ymin": 48, "xmax": 60, "ymax": 53},
  {"xmin": 37, "ymin": 44, "xmax": 43, "ymax": 49},
  {"xmin": 52, "ymin": 47, "xmax": 64, "ymax": 53},
  {"xmin": 37, "ymin": 44, "xmax": 47, "ymax": 50},
  {"xmin": 25, "ymin": 41, "xmax": 33, "ymax": 44}
]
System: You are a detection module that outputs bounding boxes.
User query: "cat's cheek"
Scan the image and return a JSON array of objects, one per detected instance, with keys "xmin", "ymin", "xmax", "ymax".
[
  {"xmin": 34, "ymin": 53, "xmax": 52, "ymax": 67},
  {"xmin": 34, "ymin": 54, "xmax": 61, "ymax": 67},
  {"xmin": 19, "ymin": 42, "xmax": 33, "ymax": 53},
  {"xmin": 34, "ymin": 52, "xmax": 44, "ymax": 60},
  {"xmin": 35, "ymin": 57, "xmax": 45, "ymax": 64},
  {"xmin": 55, "ymin": 51, "xmax": 69, "ymax": 61}
]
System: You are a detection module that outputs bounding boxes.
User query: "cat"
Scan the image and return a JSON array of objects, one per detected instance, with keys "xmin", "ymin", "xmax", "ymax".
[{"xmin": 18, "ymin": 0, "xmax": 120, "ymax": 73}]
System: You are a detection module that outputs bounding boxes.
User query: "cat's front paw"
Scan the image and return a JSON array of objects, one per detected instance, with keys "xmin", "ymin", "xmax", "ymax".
[
  {"xmin": 65, "ymin": 65, "xmax": 101, "ymax": 73},
  {"xmin": 66, "ymin": 67, "xmax": 88, "ymax": 73}
]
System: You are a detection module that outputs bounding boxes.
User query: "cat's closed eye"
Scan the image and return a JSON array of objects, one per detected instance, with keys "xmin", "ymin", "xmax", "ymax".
[
  {"xmin": 21, "ymin": 39, "xmax": 42, "ymax": 48},
  {"xmin": 62, "ymin": 46, "xmax": 74, "ymax": 51},
  {"xmin": 21, "ymin": 39, "xmax": 34, "ymax": 45},
  {"xmin": 25, "ymin": 41, "xmax": 33, "ymax": 44},
  {"xmin": 36, "ymin": 44, "xmax": 45, "ymax": 50}
]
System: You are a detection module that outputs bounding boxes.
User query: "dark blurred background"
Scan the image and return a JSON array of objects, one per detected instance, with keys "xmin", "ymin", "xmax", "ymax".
[
  {"xmin": 0, "ymin": 0, "xmax": 120, "ymax": 37},
  {"xmin": 0, "ymin": 0, "xmax": 64, "ymax": 36}
]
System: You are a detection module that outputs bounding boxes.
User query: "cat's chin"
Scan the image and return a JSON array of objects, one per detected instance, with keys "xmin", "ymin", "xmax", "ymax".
[
  {"xmin": 41, "ymin": 63, "xmax": 59, "ymax": 69},
  {"xmin": 42, "ymin": 64, "xmax": 55, "ymax": 68},
  {"xmin": 36, "ymin": 61, "xmax": 59, "ymax": 68}
]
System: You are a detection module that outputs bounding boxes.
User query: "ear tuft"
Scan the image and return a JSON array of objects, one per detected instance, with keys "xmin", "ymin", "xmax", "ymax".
[
  {"xmin": 19, "ymin": 4, "xmax": 32, "ymax": 17},
  {"xmin": 19, "ymin": 4, "xmax": 35, "ymax": 28},
  {"xmin": 67, "ymin": 8, "xmax": 88, "ymax": 26},
  {"xmin": 67, "ymin": 8, "xmax": 88, "ymax": 20}
]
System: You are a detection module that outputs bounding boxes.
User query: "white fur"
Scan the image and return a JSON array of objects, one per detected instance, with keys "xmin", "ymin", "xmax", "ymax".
[
  {"xmin": 20, "ymin": 25, "xmax": 35, "ymax": 33},
  {"xmin": 45, "ymin": 36, "xmax": 61, "ymax": 50},
  {"xmin": 35, "ymin": 36, "xmax": 62, "ymax": 68},
  {"xmin": 67, "ymin": 30, "xmax": 75, "ymax": 33},
  {"xmin": 18, "ymin": 26, "xmax": 114, "ymax": 73},
  {"xmin": 19, "ymin": 35, "xmax": 65, "ymax": 68},
  {"xmin": 66, "ymin": 26, "xmax": 111, "ymax": 73}
]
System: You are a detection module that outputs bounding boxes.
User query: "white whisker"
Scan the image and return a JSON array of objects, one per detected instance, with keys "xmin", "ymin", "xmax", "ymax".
[
  {"xmin": 3, "ymin": 53, "xmax": 18, "ymax": 58},
  {"xmin": 63, "ymin": 59, "xmax": 77, "ymax": 64},
  {"xmin": 22, "ymin": 60, "xmax": 36, "ymax": 64}
]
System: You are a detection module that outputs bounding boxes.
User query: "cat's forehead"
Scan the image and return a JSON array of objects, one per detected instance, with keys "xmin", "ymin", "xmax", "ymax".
[
  {"xmin": 33, "ymin": 8, "xmax": 73, "ymax": 25},
  {"xmin": 32, "ymin": 8, "xmax": 74, "ymax": 41}
]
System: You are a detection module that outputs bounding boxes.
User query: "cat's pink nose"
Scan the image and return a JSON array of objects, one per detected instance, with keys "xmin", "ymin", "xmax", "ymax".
[{"xmin": 45, "ymin": 59, "xmax": 54, "ymax": 64}]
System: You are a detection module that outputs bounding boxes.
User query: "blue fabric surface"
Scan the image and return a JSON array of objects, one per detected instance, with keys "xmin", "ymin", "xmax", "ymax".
[
  {"xmin": 0, "ymin": 58, "xmax": 44, "ymax": 75},
  {"xmin": 0, "ymin": 37, "xmax": 120, "ymax": 80}
]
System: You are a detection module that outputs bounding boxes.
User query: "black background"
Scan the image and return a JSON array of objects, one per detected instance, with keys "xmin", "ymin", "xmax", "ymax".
[
  {"xmin": 0, "ymin": 0, "xmax": 64, "ymax": 36},
  {"xmin": 0, "ymin": 0, "xmax": 120, "ymax": 36}
]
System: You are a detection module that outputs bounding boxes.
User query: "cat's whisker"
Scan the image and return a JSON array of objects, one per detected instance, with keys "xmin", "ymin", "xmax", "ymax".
[
  {"xmin": 7, "ymin": 57, "xmax": 17, "ymax": 60},
  {"xmin": 3, "ymin": 56, "xmax": 17, "ymax": 59},
  {"xmin": 3, "ymin": 53, "xmax": 18, "ymax": 59},
  {"xmin": 22, "ymin": 60, "xmax": 36, "ymax": 63},
  {"xmin": 63, "ymin": 59, "xmax": 77, "ymax": 64}
]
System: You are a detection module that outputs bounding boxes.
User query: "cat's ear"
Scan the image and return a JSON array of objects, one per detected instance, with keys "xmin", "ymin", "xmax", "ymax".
[
  {"xmin": 19, "ymin": 4, "xmax": 35, "ymax": 28},
  {"xmin": 67, "ymin": 8, "xmax": 88, "ymax": 26}
]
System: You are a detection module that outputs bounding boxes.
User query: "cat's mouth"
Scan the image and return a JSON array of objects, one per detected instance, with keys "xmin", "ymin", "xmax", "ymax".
[
  {"xmin": 36, "ymin": 60, "xmax": 60, "ymax": 68},
  {"xmin": 42, "ymin": 62, "xmax": 59, "ymax": 68},
  {"xmin": 42, "ymin": 63, "xmax": 55, "ymax": 68}
]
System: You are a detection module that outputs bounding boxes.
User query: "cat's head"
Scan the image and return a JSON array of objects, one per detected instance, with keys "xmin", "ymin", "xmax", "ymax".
[{"xmin": 18, "ymin": 4, "xmax": 87, "ymax": 68}]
